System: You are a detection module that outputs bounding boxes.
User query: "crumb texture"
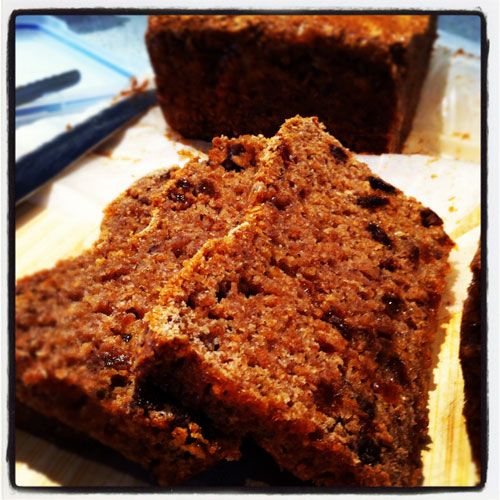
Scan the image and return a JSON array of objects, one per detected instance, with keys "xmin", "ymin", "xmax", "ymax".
[
  {"xmin": 15, "ymin": 134, "xmax": 269, "ymax": 483},
  {"xmin": 138, "ymin": 116, "xmax": 453, "ymax": 486}
]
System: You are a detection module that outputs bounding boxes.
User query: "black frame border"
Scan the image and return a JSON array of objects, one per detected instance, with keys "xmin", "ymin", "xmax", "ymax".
[{"xmin": 6, "ymin": 7, "xmax": 489, "ymax": 495}]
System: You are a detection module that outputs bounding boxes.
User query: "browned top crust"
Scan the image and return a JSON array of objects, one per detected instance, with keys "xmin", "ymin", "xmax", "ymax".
[
  {"xmin": 148, "ymin": 15, "xmax": 433, "ymax": 50},
  {"xmin": 146, "ymin": 14, "xmax": 436, "ymax": 153}
]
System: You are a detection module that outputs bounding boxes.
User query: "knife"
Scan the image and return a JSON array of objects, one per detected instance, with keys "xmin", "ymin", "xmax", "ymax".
[
  {"xmin": 16, "ymin": 70, "xmax": 81, "ymax": 107},
  {"xmin": 15, "ymin": 89, "xmax": 157, "ymax": 203}
]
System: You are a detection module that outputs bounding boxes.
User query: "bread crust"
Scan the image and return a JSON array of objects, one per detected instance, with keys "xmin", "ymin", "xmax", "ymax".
[{"xmin": 147, "ymin": 15, "xmax": 436, "ymax": 153}]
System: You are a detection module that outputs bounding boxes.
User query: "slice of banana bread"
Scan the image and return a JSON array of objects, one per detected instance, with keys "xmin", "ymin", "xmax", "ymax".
[
  {"xmin": 16, "ymin": 133, "xmax": 268, "ymax": 484},
  {"xmin": 147, "ymin": 15, "xmax": 436, "ymax": 153},
  {"xmin": 459, "ymin": 246, "xmax": 482, "ymax": 475},
  {"xmin": 137, "ymin": 116, "xmax": 454, "ymax": 486}
]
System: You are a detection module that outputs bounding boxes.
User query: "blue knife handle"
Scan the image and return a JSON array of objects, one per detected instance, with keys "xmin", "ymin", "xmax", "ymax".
[
  {"xmin": 15, "ymin": 89, "xmax": 157, "ymax": 204},
  {"xmin": 16, "ymin": 70, "xmax": 81, "ymax": 107}
]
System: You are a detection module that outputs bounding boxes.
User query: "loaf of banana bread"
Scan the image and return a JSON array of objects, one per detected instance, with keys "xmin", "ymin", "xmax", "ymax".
[
  {"xmin": 136, "ymin": 116, "xmax": 454, "ymax": 486},
  {"xmin": 16, "ymin": 133, "xmax": 270, "ymax": 484},
  {"xmin": 147, "ymin": 15, "xmax": 436, "ymax": 153},
  {"xmin": 459, "ymin": 246, "xmax": 482, "ymax": 476}
]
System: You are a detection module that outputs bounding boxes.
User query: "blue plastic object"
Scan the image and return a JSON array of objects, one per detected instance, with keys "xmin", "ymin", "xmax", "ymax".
[
  {"xmin": 15, "ymin": 15, "xmax": 139, "ymax": 126},
  {"xmin": 14, "ymin": 15, "xmax": 157, "ymax": 203}
]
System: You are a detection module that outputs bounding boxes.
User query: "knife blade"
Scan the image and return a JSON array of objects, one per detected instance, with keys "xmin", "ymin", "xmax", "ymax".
[{"xmin": 15, "ymin": 89, "xmax": 157, "ymax": 204}]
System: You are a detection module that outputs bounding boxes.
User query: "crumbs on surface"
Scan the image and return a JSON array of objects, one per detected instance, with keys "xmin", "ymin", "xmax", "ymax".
[
  {"xmin": 452, "ymin": 132, "xmax": 470, "ymax": 140},
  {"xmin": 119, "ymin": 77, "xmax": 149, "ymax": 98},
  {"xmin": 177, "ymin": 149, "xmax": 197, "ymax": 161},
  {"xmin": 92, "ymin": 151, "xmax": 141, "ymax": 163},
  {"xmin": 453, "ymin": 47, "xmax": 479, "ymax": 59},
  {"xmin": 93, "ymin": 150, "xmax": 113, "ymax": 158}
]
